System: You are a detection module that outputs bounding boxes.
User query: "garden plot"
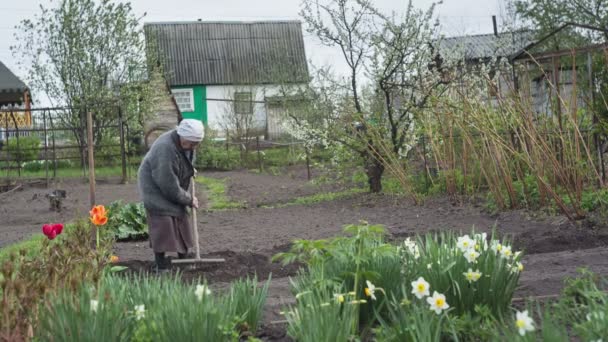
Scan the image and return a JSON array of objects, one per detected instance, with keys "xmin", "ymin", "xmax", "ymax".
[{"xmin": 2, "ymin": 167, "xmax": 608, "ymax": 340}]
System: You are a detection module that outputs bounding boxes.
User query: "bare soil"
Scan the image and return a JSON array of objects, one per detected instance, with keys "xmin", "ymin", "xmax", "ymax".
[{"xmin": 2, "ymin": 167, "xmax": 608, "ymax": 341}]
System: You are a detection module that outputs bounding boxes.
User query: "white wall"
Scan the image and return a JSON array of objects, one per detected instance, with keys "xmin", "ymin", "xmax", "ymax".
[{"xmin": 205, "ymin": 84, "xmax": 286, "ymax": 135}]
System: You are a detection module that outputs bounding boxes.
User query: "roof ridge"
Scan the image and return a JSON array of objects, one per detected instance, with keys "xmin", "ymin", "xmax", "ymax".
[{"xmin": 145, "ymin": 20, "xmax": 301, "ymax": 26}]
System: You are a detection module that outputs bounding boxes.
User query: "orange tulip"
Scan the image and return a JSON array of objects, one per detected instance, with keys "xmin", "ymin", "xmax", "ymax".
[
  {"xmin": 91, "ymin": 214, "xmax": 108, "ymax": 226},
  {"xmin": 110, "ymin": 255, "xmax": 119, "ymax": 263},
  {"xmin": 89, "ymin": 205, "xmax": 107, "ymax": 218}
]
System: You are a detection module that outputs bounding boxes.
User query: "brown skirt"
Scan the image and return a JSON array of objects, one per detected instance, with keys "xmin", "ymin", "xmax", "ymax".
[{"xmin": 147, "ymin": 212, "xmax": 194, "ymax": 254}]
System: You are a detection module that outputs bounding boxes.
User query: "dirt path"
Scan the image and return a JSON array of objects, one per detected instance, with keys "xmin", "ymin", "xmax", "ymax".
[{"xmin": 2, "ymin": 168, "xmax": 608, "ymax": 340}]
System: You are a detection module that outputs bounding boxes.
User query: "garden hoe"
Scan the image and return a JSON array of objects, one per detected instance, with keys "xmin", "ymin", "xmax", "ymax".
[{"xmin": 172, "ymin": 176, "xmax": 225, "ymax": 267}]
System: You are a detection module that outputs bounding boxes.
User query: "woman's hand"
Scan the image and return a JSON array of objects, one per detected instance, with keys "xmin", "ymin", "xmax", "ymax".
[{"xmin": 192, "ymin": 196, "xmax": 199, "ymax": 209}]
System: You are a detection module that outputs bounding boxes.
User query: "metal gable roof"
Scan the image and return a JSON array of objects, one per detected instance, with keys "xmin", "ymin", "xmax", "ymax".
[
  {"xmin": 145, "ymin": 21, "xmax": 310, "ymax": 86},
  {"xmin": 0, "ymin": 61, "xmax": 28, "ymax": 94},
  {"xmin": 439, "ymin": 31, "xmax": 536, "ymax": 61}
]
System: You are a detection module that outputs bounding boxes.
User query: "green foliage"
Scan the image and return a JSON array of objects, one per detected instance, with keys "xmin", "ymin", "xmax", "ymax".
[
  {"xmin": 285, "ymin": 285, "xmax": 358, "ymax": 342},
  {"xmin": 106, "ymin": 200, "xmax": 148, "ymax": 241},
  {"xmin": 226, "ymin": 275, "xmax": 271, "ymax": 334},
  {"xmin": 6, "ymin": 136, "xmax": 40, "ymax": 161},
  {"xmin": 552, "ymin": 269, "xmax": 608, "ymax": 340},
  {"xmin": 37, "ymin": 284, "xmax": 137, "ymax": 342},
  {"xmin": 581, "ymin": 188, "xmax": 608, "ymax": 212},
  {"xmin": 375, "ymin": 286, "xmax": 456, "ymax": 342},
  {"xmin": 196, "ymin": 177, "xmax": 244, "ymax": 210},
  {"xmin": 21, "ymin": 159, "xmax": 73, "ymax": 172},
  {"xmin": 196, "ymin": 142, "xmax": 241, "ymax": 171},
  {"xmin": 59, "ymin": 274, "xmax": 270, "ymax": 342},
  {"xmin": 275, "ymin": 223, "xmax": 403, "ymax": 327}
]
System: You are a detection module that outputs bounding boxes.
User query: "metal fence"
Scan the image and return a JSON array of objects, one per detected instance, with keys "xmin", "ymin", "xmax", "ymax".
[{"xmin": 0, "ymin": 106, "xmax": 129, "ymax": 184}]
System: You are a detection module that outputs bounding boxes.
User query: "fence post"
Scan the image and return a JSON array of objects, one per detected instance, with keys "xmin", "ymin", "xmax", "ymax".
[
  {"xmin": 9, "ymin": 110, "xmax": 21, "ymax": 177},
  {"xmin": 49, "ymin": 114, "xmax": 57, "ymax": 178},
  {"xmin": 305, "ymin": 146, "xmax": 311, "ymax": 181},
  {"xmin": 256, "ymin": 136, "xmax": 262, "ymax": 173},
  {"xmin": 43, "ymin": 110, "xmax": 49, "ymax": 187},
  {"xmin": 118, "ymin": 107, "xmax": 127, "ymax": 184},
  {"xmin": 3, "ymin": 112, "xmax": 7, "ymax": 178},
  {"xmin": 87, "ymin": 111, "xmax": 96, "ymax": 207},
  {"xmin": 422, "ymin": 135, "xmax": 429, "ymax": 188}
]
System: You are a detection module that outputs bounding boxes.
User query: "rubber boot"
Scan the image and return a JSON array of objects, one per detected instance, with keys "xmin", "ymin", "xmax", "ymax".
[{"xmin": 154, "ymin": 252, "xmax": 170, "ymax": 273}]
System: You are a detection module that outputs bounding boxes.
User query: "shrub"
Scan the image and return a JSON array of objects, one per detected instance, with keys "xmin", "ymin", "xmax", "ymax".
[
  {"xmin": 6, "ymin": 135, "xmax": 40, "ymax": 162},
  {"xmin": 22, "ymin": 159, "xmax": 73, "ymax": 172},
  {"xmin": 196, "ymin": 141, "xmax": 241, "ymax": 171}
]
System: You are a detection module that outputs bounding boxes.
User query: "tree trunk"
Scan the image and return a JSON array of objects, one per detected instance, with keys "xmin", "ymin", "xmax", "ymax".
[{"xmin": 365, "ymin": 155, "xmax": 385, "ymax": 193}]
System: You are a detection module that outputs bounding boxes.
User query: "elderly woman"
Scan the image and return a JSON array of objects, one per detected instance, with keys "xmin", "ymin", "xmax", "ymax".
[{"xmin": 138, "ymin": 119, "xmax": 204, "ymax": 272}]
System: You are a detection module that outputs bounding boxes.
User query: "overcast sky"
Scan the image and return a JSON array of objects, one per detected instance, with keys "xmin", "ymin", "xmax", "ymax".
[{"xmin": 0, "ymin": 0, "xmax": 510, "ymax": 104}]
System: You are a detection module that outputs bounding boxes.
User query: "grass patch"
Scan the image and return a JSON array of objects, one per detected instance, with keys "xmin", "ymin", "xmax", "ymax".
[
  {"xmin": 0, "ymin": 233, "xmax": 46, "ymax": 264},
  {"xmin": 262, "ymin": 188, "xmax": 366, "ymax": 208},
  {"xmin": 0, "ymin": 165, "xmax": 139, "ymax": 180},
  {"xmin": 196, "ymin": 177, "xmax": 244, "ymax": 210}
]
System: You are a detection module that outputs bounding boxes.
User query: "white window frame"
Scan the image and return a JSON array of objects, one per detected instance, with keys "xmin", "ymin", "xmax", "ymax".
[{"xmin": 172, "ymin": 88, "xmax": 195, "ymax": 112}]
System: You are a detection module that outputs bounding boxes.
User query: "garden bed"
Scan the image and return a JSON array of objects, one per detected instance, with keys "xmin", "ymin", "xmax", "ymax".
[{"xmin": 2, "ymin": 166, "xmax": 608, "ymax": 340}]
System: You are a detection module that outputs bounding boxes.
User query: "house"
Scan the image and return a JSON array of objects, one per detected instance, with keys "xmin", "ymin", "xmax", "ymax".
[
  {"xmin": 437, "ymin": 24, "xmax": 608, "ymax": 116},
  {"xmin": 0, "ymin": 60, "xmax": 32, "ymax": 140},
  {"xmin": 144, "ymin": 20, "xmax": 309, "ymax": 140}
]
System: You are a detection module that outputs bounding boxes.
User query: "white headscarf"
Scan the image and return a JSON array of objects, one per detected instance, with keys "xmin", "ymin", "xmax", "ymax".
[{"xmin": 177, "ymin": 119, "xmax": 205, "ymax": 142}]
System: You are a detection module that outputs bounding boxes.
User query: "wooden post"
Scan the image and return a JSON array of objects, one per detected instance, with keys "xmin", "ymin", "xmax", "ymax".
[
  {"xmin": 588, "ymin": 52, "xmax": 605, "ymax": 184},
  {"xmin": 9, "ymin": 110, "xmax": 21, "ymax": 177},
  {"xmin": 87, "ymin": 111, "xmax": 96, "ymax": 208},
  {"xmin": 43, "ymin": 110, "xmax": 49, "ymax": 188},
  {"xmin": 256, "ymin": 136, "xmax": 262, "ymax": 173},
  {"xmin": 49, "ymin": 114, "xmax": 57, "ymax": 178},
  {"xmin": 305, "ymin": 146, "xmax": 311, "ymax": 181},
  {"xmin": 118, "ymin": 107, "xmax": 127, "ymax": 184}
]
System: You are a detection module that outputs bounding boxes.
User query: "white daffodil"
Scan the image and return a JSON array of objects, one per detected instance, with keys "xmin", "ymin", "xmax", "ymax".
[
  {"xmin": 364, "ymin": 280, "xmax": 377, "ymax": 300},
  {"xmin": 411, "ymin": 277, "xmax": 430, "ymax": 299},
  {"xmin": 134, "ymin": 305, "xmax": 146, "ymax": 321},
  {"xmin": 427, "ymin": 291, "xmax": 450, "ymax": 315},
  {"xmin": 427, "ymin": 263, "xmax": 432, "ymax": 270},
  {"xmin": 514, "ymin": 251, "xmax": 522, "ymax": 259},
  {"xmin": 334, "ymin": 293, "xmax": 345, "ymax": 303},
  {"xmin": 463, "ymin": 268, "xmax": 482, "ymax": 283},
  {"xmin": 456, "ymin": 235, "xmax": 475, "ymax": 253},
  {"xmin": 515, "ymin": 310, "xmax": 535, "ymax": 336},
  {"xmin": 403, "ymin": 238, "xmax": 420, "ymax": 259},
  {"xmin": 90, "ymin": 299, "xmax": 99, "ymax": 313},
  {"xmin": 464, "ymin": 250, "xmax": 480, "ymax": 263},
  {"xmin": 491, "ymin": 241, "xmax": 503, "ymax": 254},
  {"xmin": 500, "ymin": 245, "xmax": 513, "ymax": 259},
  {"xmin": 474, "ymin": 232, "xmax": 489, "ymax": 250},
  {"xmin": 517, "ymin": 262, "xmax": 524, "ymax": 272},
  {"xmin": 195, "ymin": 284, "xmax": 212, "ymax": 301}
]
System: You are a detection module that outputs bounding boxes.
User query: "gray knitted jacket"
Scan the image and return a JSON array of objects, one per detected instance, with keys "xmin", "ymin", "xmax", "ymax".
[{"xmin": 138, "ymin": 130, "xmax": 194, "ymax": 217}]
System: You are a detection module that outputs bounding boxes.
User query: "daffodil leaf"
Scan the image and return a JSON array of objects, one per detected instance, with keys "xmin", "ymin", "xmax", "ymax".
[{"xmin": 110, "ymin": 266, "xmax": 128, "ymax": 272}]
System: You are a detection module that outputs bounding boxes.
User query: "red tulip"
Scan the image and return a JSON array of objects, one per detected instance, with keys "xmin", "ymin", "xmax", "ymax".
[
  {"xmin": 42, "ymin": 223, "xmax": 64, "ymax": 240},
  {"xmin": 42, "ymin": 224, "xmax": 54, "ymax": 238},
  {"xmin": 52, "ymin": 223, "xmax": 64, "ymax": 235}
]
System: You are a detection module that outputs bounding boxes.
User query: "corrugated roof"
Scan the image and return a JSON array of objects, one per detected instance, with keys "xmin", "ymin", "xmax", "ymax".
[
  {"xmin": 145, "ymin": 21, "xmax": 310, "ymax": 86},
  {"xmin": 439, "ymin": 31, "xmax": 536, "ymax": 61},
  {"xmin": 0, "ymin": 61, "xmax": 27, "ymax": 94}
]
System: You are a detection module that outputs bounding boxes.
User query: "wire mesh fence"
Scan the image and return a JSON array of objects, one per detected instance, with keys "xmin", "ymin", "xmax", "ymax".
[{"xmin": 0, "ymin": 106, "xmax": 129, "ymax": 184}]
